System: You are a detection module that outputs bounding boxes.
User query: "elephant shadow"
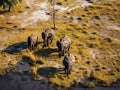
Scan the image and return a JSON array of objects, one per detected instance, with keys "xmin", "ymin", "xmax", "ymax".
[
  {"xmin": 34, "ymin": 48, "xmax": 58, "ymax": 58},
  {"xmin": 0, "ymin": 10, "xmax": 9, "ymax": 14},
  {"xmin": 4, "ymin": 42, "xmax": 28, "ymax": 54},
  {"xmin": 37, "ymin": 66, "xmax": 63, "ymax": 78}
]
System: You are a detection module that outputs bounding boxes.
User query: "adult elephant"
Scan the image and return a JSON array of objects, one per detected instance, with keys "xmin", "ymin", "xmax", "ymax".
[
  {"xmin": 27, "ymin": 34, "xmax": 38, "ymax": 51},
  {"xmin": 56, "ymin": 35, "xmax": 71, "ymax": 58},
  {"xmin": 41, "ymin": 28, "xmax": 55, "ymax": 48},
  {"xmin": 63, "ymin": 53, "xmax": 76, "ymax": 77}
]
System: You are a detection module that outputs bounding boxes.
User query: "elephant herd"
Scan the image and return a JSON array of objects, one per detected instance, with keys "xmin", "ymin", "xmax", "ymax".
[{"xmin": 27, "ymin": 28, "xmax": 76, "ymax": 77}]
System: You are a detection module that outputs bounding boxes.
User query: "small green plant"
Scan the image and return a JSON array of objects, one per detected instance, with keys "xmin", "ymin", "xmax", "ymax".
[
  {"xmin": 84, "ymin": 81, "xmax": 95, "ymax": 88},
  {"xmin": 0, "ymin": 70, "xmax": 6, "ymax": 76},
  {"xmin": 104, "ymin": 37, "xmax": 112, "ymax": 43}
]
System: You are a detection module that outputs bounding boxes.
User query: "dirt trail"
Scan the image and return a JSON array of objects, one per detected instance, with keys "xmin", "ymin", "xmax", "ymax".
[
  {"xmin": 9, "ymin": 0, "xmax": 93, "ymax": 28},
  {"xmin": 10, "ymin": 0, "xmax": 50, "ymax": 28}
]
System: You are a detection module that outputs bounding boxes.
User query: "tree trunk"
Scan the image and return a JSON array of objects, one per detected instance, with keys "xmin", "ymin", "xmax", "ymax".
[
  {"xmin": 53, "ymin": 0, "xmax": 56, "ymax": 30},
  {"xmin": 8, "ymin": 5, "xmax": 11, "ymax": 12},
  {"xmin": 3, "ymin": 5, "xmax": 5, "ymax": 10},
  {"xmin": 8, "ymin": 3, "xmax": 12, "ymax": 12}
]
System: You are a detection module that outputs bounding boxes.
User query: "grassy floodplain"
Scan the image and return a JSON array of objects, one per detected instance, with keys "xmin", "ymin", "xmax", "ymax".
[{"xmin": 0, "ymin": 0, "xmax": 120, "ymax": 88}]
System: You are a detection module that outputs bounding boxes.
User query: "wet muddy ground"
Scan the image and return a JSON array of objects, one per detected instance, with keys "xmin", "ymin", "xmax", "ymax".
[{"xmin": 0, "ymin": 71, "xmax": 120, "ymax": 90}]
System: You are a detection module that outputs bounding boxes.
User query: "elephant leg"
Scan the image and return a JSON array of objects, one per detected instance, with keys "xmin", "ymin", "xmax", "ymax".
[
  {"xmin": 35, "ymin": 41, "xmax": 38, "ymax": 47},
  {"xmin": 65, "ymin": 49, "xmax": 67, "ymax": 53},
  {"xmin": 47, "ymin": 38, "xmax": 51, "ymax": 48},
  {"xmin": 28, "ymin": 45, "xmax": 30, "ymax": 50},
  {"xmin": 64, "ymin": 68, "xmax": 66, "ymax": 74},
  {"xmin": 69, "ymin": 66, "xmax": 71, "ymax": 74},
  {"xmin": 69, "ymin": 69, "xmax": 71, "ymax": 74},
  {"xmin": 47, "ymin": 41, "xmax": 49, "ymax": 48},
  {"xmin": 50, "ymin": 38, "xmax": 53, "ymax": 44},
  {"xmin": 59, "ymin": 53, "xmax": 61, "ymax": 58},
  {"xmin": 62, "ymin": 50, "xmax": 65, "ymax": 56},
  {"xmin": 30, "ymin": 45, "xmax": 32, "ymax": 51},
  {"xmin": 32, "ymin": 45, "xmax": 34, "ymax": 50},
  {"xmin": 67, "ymin": 69, "xmax": 69, "ymax": 77},
  {"xmin": 68, "ymin": 46, "xmax": 70, "ymax": 51},
  {"xmin": 42, "ymin": 42, "xmax": 45, "ymax": 49},
  {"xmin": 28, "ymin": 41, "xmax": 30, "ymax": 50},
  {"xmin": 36, "ymin": 37, "xmax": 38, "ymax": 47},
  {"xmin": 47, "ymin": 41, "xmax": 49, "ymax": 47}
]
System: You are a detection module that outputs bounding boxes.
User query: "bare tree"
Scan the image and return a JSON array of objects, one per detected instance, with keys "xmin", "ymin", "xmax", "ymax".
[{"xmin": 49, "ymin": 0, "xmax": 56, "ymax": 30}]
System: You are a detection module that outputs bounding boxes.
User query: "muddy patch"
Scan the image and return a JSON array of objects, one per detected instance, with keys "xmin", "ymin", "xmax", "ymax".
[
  {"xmin": 0, "ymin": 72, "xmax": 50, "ymax": 90},
  {"xmin": 105, "ymin": 25, "xmax": 120, "ymax": 31},
  {"xmin": 0, "ymin": 71, "xmax": 120, "ymax": 90},
  {"xmin": 98, "ymin": 28, "xmax": 120, "ymax": 42},
  {"xmin": 90, "ymin": 49, "xmax": 100, "ymax": 60},
  {"xmin": 55, "ymin": 4, "xmax": 68, "ymax": 11},
  {"xmin": 16, "ymin": 60, "xmax": 31, "ymax": 72}
]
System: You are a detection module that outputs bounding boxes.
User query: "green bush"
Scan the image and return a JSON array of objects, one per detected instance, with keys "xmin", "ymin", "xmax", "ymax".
[{"xmin": 0, "ymin": 0, "xmax": 22, "ymax": 12}]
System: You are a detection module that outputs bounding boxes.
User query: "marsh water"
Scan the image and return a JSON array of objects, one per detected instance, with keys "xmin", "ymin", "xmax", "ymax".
[{"xmin": 0, "ymin": 71, "xmax": 120, "ymax": 90}]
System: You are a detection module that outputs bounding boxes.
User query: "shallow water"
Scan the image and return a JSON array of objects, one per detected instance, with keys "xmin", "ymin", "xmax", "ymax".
[
  {"xmin": 0, "ymin": 72, "xmax": 50, "ymax": 90},
  {"xmin": 0, "ymin": 71, "xmax": 120, "ymax": 90}
]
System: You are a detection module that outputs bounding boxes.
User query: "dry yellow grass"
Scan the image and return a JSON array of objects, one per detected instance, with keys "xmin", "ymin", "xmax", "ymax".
[{"xmin": 0, "ymin": 0, "xmax": 120, "ymax": 88}]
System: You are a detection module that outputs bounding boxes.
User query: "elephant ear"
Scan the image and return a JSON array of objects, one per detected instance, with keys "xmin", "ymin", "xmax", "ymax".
[
  {"xmin": 27, "ymin": 36, "xmax": 31, "ymax": 43},
  {"xmin": 63, "ymin": 58, "xmax": 69, "ymax": 66},
  {"xmin": 48, "ymin": 33, "xmax": 53, "ymax": 39},
  {"xmin": 27, "ymin": 36, "xmax": 31, "ymax": 47},
  {"xmin": 56, "ymin": 41, "xmax": 61, "ymax": 49},
  {"xmin": 41, "ymin": 32, "xmax": 45, "ymax": 39}
]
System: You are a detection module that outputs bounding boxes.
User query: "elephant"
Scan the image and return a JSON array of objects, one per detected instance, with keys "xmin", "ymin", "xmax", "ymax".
[
  {"xmin": 27, "ymin": 34, "xmax": 38, "ymax": 51},
  {"xmin": 56, "ymin": 35, "xmax": 71, "ymax": 58},
  {"xmin": 63, "ymin": 53, "xmax": 75, "ymax": 77},
  {"xmin": 41, "ymin": 28, "xmax": 55, "ymax": 48}
]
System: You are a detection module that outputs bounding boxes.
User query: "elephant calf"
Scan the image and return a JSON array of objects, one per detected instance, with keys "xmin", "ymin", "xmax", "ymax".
[
  {"xmin": 27, "ymin": 34, "xmax": 38, "ymax": 51},
  {"xmin": 63, "ymin": 53, "xmax": 76, "ymax": 77},
  {"xmin": 41, "ymin": 28, "xmax": 55, "ymax": 48},
  {"xmin": 56, "ymin": 35, "xmax": 71, "ymax": 58}
]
